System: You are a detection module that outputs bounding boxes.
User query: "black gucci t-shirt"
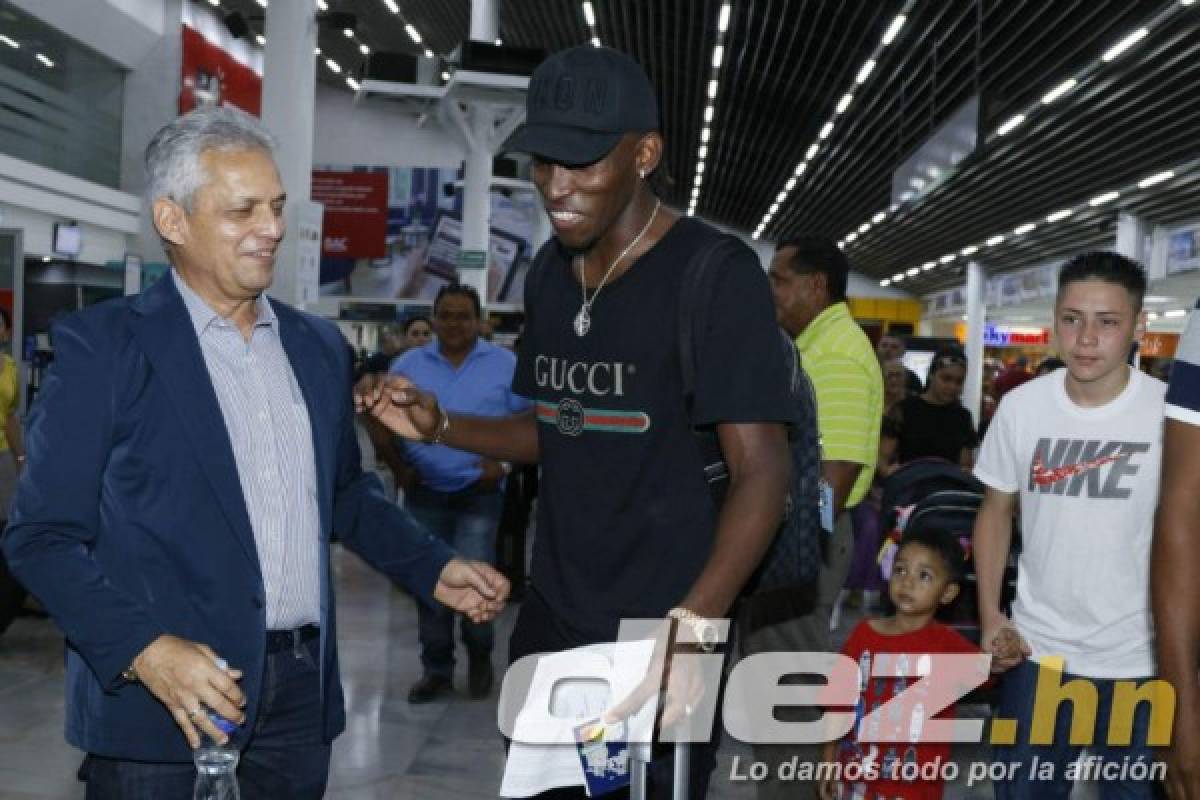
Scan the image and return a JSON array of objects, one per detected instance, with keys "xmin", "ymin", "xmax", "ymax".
[{"xmin": 512, "ymin": 216, "xmax": 792, "ymax": 643}]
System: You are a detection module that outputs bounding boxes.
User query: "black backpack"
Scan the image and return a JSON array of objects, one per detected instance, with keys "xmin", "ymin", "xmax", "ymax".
[{"xmin": 677, "ymin": 235, "xmax": 824, "ymax": 622}]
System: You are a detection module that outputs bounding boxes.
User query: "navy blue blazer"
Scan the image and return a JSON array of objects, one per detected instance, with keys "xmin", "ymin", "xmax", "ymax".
[{"xmin": 1, "ymin": 274, "xmax": 454, "ymax": 762}]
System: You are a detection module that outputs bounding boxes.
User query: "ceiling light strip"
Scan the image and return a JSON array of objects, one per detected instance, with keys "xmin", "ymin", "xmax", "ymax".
[
  {"xmin": 581, "ymin": 2, "xmax": 602, "ymax": 47},
  {"xmin": 755, "ymin": 0, "xmax": 917, "ymax": 240},
  {"xmin": 350, "ymin": 1, "xmax": 434, "ymax": 92},
  {"xmin": 857, "ymin": 0, "xmax": 1188, "ymax": 261},
  {"xmin": 383, "ymin": 1, "xmax": 433, "ymax": 56},
  {"xmin": 978, "ymin": 10, "xmax": 1176, "ymax": 145},
  {"xmin": 882, "ymin": 159, "xmax": 1197, "ymax": 288},
  {"xmin": 690, "ymin": 4, "xmax": 733, "ymax": 220}
]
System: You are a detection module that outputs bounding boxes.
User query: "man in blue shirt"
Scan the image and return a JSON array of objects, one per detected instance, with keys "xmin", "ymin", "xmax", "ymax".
[{"xmin": 390, "ymin": 283, "xmax": 530, "ymax": 703}]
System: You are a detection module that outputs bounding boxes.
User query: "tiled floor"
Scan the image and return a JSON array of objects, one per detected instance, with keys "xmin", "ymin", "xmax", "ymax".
[{"xmin": 0, "ymin": 551, "xmax": 1102, "ymax": 799}]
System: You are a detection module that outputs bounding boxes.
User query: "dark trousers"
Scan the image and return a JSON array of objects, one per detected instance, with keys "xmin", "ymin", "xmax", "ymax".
[
  {"xmin": 992, "ymin": 659, "xmax": 1163, "ymax": 800},
  {"xmin": 84, "ymin": 631, "xmax": 331, "ymax": 800},
  {"xmin": 0, "ymin": 545, "xmax": 28, "ymax": 635},
  {"xmin": 407, "ymin": 484, "xmax": 504, "ymax": 678},
  {"xmin": 735, "ymin": 510, "xmax": 854, "ymax": 800},
  {"xmin": 496, "ymin": 465, "xmax": 538, "ymax": 590},
  {"xmin": 507, "ymin": 589, "xmax": 721, "ymax": 799}
]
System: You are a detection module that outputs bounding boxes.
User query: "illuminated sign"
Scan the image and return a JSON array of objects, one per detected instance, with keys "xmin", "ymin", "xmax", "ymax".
[{"xmin": 984, "ymin": 325, "xmax": 1050, "ymax": 347}]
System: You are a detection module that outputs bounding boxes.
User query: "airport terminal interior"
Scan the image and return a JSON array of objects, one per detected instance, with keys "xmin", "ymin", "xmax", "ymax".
[
  {"xmin": 1, "ymin": 0, "xmax": 1199, "ymax": 798},
  {"xmin": 1, "ymin": 553, "xmax": 1003, "ymax": 799}
]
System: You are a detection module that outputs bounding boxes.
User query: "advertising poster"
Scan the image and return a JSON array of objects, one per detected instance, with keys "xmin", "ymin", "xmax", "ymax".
[
  {"xmin": 316, "ymin": 165, "xmax": 539, "ymax": 307},
  {"xmin": 1167, "ymin": 228, "xmax": 1199, "ymax": 274},
  {"xmin": 179, "ymin": 25, "xmax": 262, "ymax": 116},
  {"xmin": 311, "ymin": 171, "xmax": 389, "ymax": 260},
  {"xmin": 294, "ymin": 201, "xmax": 325, "ymax": 306}
]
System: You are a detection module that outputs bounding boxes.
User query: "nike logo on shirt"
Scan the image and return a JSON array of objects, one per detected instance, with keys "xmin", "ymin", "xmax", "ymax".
[{"xmin": 1030, "ymin": 451, "xmax": 1126, "ymax": 487}]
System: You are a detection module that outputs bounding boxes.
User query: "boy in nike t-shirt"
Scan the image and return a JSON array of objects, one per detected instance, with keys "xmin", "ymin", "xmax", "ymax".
[{"xmin": 972, "ymin": 251, "xmax": 1164, "ymax": 800}]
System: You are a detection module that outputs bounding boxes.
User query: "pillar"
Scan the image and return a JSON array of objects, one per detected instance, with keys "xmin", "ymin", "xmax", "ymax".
[
  {"xmin": 1115, "ymin": 211, "xmax": 1154, "ymax": 363},
  {"xmin": 261, "ymin": 0, "xmax": 318, "ymax": 307},
  {"xmin": 458, "ymin": 107, "xmax": 495, "ymax": 300},
  {"xmin": 1115, "ymin": 212, "xmax": 1147, "ymax": 264},
  {"xmin": 456, "ymin": 0, "xmax": 501, "ymax": 301},
  {"xmin": 471, "ymin": 0, "xmax": 499, "ymax": 43},
  {"xmin": 119, "ymin": 0, "xmax": 185, "ymax": 270},
  {"xmin": 963, "ymin": 260, "xmax": 987, "ymax": 427}
]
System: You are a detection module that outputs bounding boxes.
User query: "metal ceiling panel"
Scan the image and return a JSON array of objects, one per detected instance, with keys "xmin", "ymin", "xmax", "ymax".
[{"xmin": 217, "ymin": 0, "xmax": 1200, "ymax": 289}]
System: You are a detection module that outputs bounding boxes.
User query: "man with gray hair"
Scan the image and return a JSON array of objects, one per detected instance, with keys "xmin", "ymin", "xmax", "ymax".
[{"xmin": 1, "ymin": 105, "xmax": 509, "ymax": 799}]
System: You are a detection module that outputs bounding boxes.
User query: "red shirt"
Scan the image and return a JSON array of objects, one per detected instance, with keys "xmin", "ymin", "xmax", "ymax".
[
  {"xmin": 832, "ymin": 620, "xmax": 983, "ymax": 800},
  {"xmin": 993, "ymin": 367, "xmax": 1033, "ymax": 398}
]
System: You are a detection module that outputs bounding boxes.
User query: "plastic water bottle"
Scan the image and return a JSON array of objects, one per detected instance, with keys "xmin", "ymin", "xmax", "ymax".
[{"xmin": 193, "ymin": 712, "xmax": 240, "ymax": 800}]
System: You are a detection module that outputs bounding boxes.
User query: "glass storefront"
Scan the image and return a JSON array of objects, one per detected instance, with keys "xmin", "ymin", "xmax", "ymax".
[{"xmin": 0, "ymin": 1, "xmax": 125, "ymax": 187}]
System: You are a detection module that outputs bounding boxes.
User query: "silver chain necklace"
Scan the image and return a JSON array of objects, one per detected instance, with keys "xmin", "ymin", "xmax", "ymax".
[{"xmin": 573, "ymin": 198, "xmax": 661, "ymax": 337}]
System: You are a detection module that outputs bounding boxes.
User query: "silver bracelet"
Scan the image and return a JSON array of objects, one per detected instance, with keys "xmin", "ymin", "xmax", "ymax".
[{"xmin": 428, "ymin": 409, "xmax": 450, "ymax": 446}]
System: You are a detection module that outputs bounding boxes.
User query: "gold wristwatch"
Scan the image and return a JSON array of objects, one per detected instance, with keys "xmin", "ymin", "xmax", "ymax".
[{"xmin": 667, "ymin": 607, "xmax": 720, "ymax": 653}]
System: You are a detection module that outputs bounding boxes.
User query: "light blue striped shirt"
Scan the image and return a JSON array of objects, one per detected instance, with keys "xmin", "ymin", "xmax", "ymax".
[{"xmin": 173, "ymin": 272, "xmax": 321, "ymax": 629}]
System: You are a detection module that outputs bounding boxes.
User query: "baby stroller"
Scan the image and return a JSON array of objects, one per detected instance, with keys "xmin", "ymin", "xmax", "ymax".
[{"xmin": 877, "ymin": 458, "xmax": 1019, "ymax": 647}]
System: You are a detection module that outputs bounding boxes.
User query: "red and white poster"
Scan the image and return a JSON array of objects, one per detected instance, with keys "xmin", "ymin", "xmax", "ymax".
[
  {"xmin": 180, "ymin": 25, "xmax": 262, "ymax": 116},
  {"xmin": 311, "ymin": 171, "xmax": 390, "ymax": 260}
]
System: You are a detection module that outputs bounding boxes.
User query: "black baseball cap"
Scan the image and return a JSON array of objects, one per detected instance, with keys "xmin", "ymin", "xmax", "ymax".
[{"xmin": 503, "ymin": 46, "xmax": 659, "ymax": 167}]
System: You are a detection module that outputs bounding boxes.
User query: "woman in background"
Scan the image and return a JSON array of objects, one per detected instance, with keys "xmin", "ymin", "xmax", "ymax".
[
  {"xmin": 402, "ymin": 315, "xmax": 433, "ymax": 351},
  {"xmin": 0, "ymin": 307, "xmax": 27, "ymax": 635},
  {"xmin": 883, "ymin": 359, "xmax": 912, "ymax": 410},
  {"xmin": 880, "ymin": 346, "xmax": 978, "ymax": 474}
]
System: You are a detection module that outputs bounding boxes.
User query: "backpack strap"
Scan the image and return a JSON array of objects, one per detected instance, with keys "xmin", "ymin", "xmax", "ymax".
[
  {"xmin": 678, "ymin": 235, "xmax": 751, "ymax": 491},
  {"xmin": 678, "ymin": 234, "xmax": 745, "ymax": 421}
]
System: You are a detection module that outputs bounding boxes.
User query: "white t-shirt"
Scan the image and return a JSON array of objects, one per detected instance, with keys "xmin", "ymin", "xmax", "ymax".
[
  {"xmin": 974, "ymin": 367, "xmax": 1164, "ymax": 678},
  {"xmin": 1165, "ymin": 301, "xmax": 1200, "ymax": 425}
]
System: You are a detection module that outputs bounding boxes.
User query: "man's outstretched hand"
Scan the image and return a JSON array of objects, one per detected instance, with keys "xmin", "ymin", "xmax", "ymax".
[
  {"xmin": 434, "ymin": 558, "xmax": 510, "ymax": 623},
  {"xmin": 354, "ymin": 373, "xmax": 441, "ymax": 442}
]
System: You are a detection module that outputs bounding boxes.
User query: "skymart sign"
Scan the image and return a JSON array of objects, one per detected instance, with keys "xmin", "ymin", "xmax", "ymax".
[
  {"xmin": 983, "ymin": 324, "xmax": 1050, "ymax": 347},
  {"xmin": 497, "ymin": 620, "xmax": 1175, "ymax": 749}
]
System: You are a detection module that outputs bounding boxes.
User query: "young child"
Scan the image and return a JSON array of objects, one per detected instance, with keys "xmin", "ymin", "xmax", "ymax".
[{"xmin": 819, "ymin": 529, "xmax": 988, "ymax": 800}]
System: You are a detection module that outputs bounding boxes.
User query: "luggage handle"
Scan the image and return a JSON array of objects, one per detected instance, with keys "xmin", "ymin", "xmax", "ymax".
[{"xmin": 630, "ymin": 741, "xmax": 690, "ymax": 800}]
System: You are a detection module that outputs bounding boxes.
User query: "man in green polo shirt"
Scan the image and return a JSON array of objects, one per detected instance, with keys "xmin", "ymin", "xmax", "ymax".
[
  {"xmin": 771, "ymin": 235, "xmax": 882, "ymax": 624},
  {"xmin": 736, "ymin": 235, "xmax": 883, "ymax": 800}
]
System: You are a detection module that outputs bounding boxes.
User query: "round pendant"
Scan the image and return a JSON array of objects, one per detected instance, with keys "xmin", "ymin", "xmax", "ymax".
[{"xmin": 573, "ymin": 307, "xmax": 591, "ymax": 337}]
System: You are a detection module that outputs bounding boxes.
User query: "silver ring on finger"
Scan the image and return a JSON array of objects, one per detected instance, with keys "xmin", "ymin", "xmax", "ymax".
[{"xmin": 186, "ymin": 707, "xmax": 203, "ymax": 721}]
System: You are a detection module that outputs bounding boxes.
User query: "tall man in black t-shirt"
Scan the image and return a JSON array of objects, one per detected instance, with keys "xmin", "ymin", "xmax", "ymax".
[{"xmin": 358, "ymin": 45, "xmax": 794, "ymax": 798}]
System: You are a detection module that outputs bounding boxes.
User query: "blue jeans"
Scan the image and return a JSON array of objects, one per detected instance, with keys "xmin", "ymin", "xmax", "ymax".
[
  {"xmin": 84, "ymin": 633, "xmax": 331, "ymax": 800},
  {"xmin": 408, "ymin": 484, "xmax": 503, "ymax": 678},
  {"xmin": 993, "ymin": 659, "xmax": 1163, "ymax": 800}
]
